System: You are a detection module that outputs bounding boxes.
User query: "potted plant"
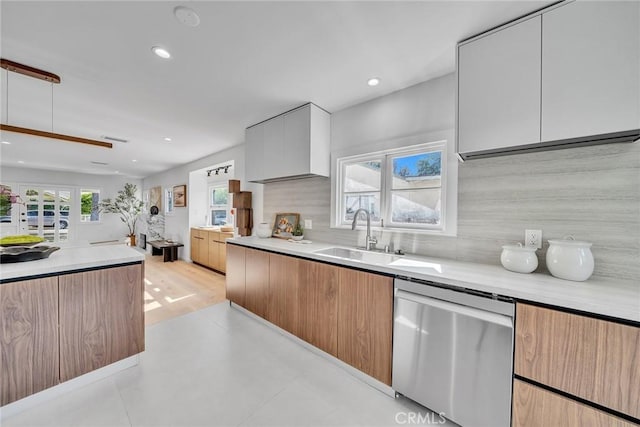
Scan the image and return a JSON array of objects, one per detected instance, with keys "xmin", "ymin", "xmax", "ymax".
[
  {"xmin": 98, "ymin": 183, "xmax": 144, "ymax": 246},
  {"xmin": 291, "ymin": 223, "xmax": 304, "ymax": 241}
]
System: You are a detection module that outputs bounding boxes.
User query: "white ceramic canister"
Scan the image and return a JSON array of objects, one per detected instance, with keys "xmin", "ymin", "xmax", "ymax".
[
  {"xmin": 500, "ymin": 243, "xmax": 538, "ymax": 273},
  {"xmin": 256, "ymin": 223, "xmax": 272, "ymax": 238},
  {"xmin": 546, "ymin": 237, "xmax": 594, "ymax": 281}
]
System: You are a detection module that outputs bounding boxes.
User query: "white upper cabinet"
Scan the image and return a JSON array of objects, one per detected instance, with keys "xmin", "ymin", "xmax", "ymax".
[
  {"xmin": 457, "ymin": 16, "xmax": 542, "ymax": 153},
  {"xmin": 245, "ymin": 123, "xmax": 264, "ymax": 183},
  {"xmin": 261, "ymin": 114, "xmax": 285, "ymax": 181},
  {"xmin": 541, "ymin": 1, "xmax": 640, "ymax": 141},
  {"xmin": 457, "ymin": 0, "xmax": 640, "ymax": 159},
  {"xmin": 245, "ymin": 103, "xmax": 330, "ymax": 183}
]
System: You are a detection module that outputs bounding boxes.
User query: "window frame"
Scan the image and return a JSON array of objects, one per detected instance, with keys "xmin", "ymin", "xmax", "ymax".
[
  {"xmin": 164, "ymin": 187, "xmax": 174, "ymax": 215},
  {"xmin": 79, "ymin": 188, "xmax": 102, "ymax": 224},
  {"xmin": 208, "ymin": 182, "xmax": 229, "ymax": 226},
  {"xmin": 335, "ymin": 140, "xmax": 449, "ymax": 234}
]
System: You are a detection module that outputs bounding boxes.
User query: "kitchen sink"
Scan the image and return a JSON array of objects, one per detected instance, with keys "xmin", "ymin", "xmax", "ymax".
[{"xmin": 313, "ymin": 247, "xmax": 401, "ymax": 265}]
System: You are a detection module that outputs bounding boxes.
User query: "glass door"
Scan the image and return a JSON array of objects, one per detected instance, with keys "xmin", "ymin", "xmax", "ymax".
[{"xmin": 20, "ymin": 186, "xmax": 72, "ymax": 242}]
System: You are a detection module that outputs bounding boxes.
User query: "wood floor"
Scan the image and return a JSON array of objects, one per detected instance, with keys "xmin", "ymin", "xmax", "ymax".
[{"xmin": 143, "ymin": 254, "xmax": 227, "ymax": 325}]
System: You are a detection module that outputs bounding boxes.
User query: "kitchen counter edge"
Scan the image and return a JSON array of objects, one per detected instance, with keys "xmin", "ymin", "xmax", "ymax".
[
  {"xmin": 228, "ymin": 237, "xmax": 639, "ymax": 323},
  {"xmin": 0, "ymin": 244, "xmax": 145, "ymax": 283}
]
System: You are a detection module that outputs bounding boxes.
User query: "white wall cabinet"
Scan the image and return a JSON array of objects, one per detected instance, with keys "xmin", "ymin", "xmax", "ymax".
[
  {"xmin": 541, "ymin": 1, "xmax": 640, "ymax": 142},
  {"xmin": 245, "ymin": 103, "xmax": 330, "ymax": 183},
  {"xmin": 457, "ymin": 1, "xmax": 640, "ymax": 158},
  {"xmin": 245, "ymin": 124, "xmax": 264, "ymax": 183},
  {"xmin": 457, "ymin": 16, "xmax": 541, "ymax": 153}
]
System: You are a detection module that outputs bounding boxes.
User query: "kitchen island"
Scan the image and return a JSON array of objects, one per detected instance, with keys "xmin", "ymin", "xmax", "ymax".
[{"xmin": 0, "ymin": 243, "xmax": 145, "ymax": 410}]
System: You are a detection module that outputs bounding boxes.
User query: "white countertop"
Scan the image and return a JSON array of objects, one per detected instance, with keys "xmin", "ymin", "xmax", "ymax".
[
  {"xmin": 228, "ymin": 236, "xmax": 640, "ymax": 323},
  {"xmin": 0, "ymin": 243, "xmax": 145, "ymax": 282}
]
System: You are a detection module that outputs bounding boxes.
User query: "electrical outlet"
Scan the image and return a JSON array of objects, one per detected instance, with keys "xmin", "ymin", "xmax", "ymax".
[
  {"xmin": 304, "ymin": 219, "xmax": 312, "ymax": 230},
  {"xmin": 525, "ymin": 229, "xmax": 542, "ymax": 249}
]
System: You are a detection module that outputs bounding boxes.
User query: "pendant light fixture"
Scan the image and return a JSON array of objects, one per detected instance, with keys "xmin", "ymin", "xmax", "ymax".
[{"xmin": 0, "ymin": 58, "xmax": 113, "ymax": 149}]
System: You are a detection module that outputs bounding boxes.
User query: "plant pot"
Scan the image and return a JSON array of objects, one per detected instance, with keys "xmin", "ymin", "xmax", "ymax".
[{"xmin": 291, "ymin": 235, "xmax": 304, "ymax": 241}]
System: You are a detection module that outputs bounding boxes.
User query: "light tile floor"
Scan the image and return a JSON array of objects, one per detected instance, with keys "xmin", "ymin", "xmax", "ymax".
[{"xmin": 4, "ymin": 303, "xmax": 455, "ymax": 427}]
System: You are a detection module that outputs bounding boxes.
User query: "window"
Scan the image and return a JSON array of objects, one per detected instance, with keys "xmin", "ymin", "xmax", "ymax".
[
  {"xmin": 80, "ymin": 189, "xmax": 100, "ymax": 222},
  {"xmin": 336, "ymin": 141, "xmax": 448, "ymax": 232},
  {"xmin": 22, "ymin": 186, "xmax": 72, "ymax": 242},
  {"xmin": 209, "ymin": 184, "xmax": 229, "ymax": 225},
  {"xmin": 0, "ymin": 184, "xmax": 15, "ymax": 224}
]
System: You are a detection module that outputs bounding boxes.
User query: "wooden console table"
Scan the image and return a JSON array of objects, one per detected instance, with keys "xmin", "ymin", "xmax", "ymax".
[{"xmin": 148, "ymin": 240, "xmax": 184, "ymax": 262}]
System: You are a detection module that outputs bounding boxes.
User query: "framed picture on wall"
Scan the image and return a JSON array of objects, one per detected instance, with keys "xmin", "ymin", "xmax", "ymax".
[
  {"xmin": 272, "ymin": 213, "xmax": 300, "ymax": 239},
  {"xmin": 173, "ymin": 185, "xmax": 187, "ymax": 207},
  {"xmin": 149, "ymin": 186, "xmax": 162, "ymax": 212}
]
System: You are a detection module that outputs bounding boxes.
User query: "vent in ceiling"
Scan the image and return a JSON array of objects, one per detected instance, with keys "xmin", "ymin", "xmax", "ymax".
[
  {"xmin": 101, "ymin": 135, "xmax": 129, "ymax": 143},
  {"xmin": 91, "ymin": 161, "xmax": 109, "ymax": 165}
]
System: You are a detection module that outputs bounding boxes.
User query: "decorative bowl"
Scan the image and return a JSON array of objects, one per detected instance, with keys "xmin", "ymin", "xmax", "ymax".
[
  {"xmin": 546, "ymin": 237, "xmax": 594, "ymax": 281},
  {"xmin": 0, "ymin": 245, "xmax": 60, "ymax": 263},
  {"xmin": 500, "ymin": 243, "xmax": 538, "ymax": 273},
  {"xmin": 291, "ymin": 235, "xmax": 304, "ymax": 241}
]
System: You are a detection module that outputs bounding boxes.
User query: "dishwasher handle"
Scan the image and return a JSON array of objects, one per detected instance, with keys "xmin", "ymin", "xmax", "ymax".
[{"xmin": 396, "ymin": 289, "xmax": 513, "ymax": 328}]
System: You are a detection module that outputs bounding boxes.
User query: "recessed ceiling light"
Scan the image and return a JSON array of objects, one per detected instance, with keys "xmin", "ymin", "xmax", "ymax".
[
  {"xmin": 115, "ymin": 171, "xmax": 119, "ymax": 174},
  {"xmin": 17, "ymin": 160, "xmax": 24, "ymax": 164},
  {"xmin": 164, "ymin": 137, "xmax": 172, "ymax": 142},
  {"xmin": 367, "ymin": 77, "xmax": 381, "ymax": 87},
  {"xmin": 1, "ymin": 141, "xmax": 11, "ymax": 145},
  {"xmin": 151, "ymin": 46, "xmax": 171, "ymax": 59},
  {"xmin": 132, "ymin": 159, "xmax": 138, "ymax": 163},
  {"xmin": 174, "ymin": 6, "xmax": 200, "ymax": 27}
]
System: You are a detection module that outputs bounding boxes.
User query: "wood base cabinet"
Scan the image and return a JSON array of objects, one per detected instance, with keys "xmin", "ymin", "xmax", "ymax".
[
  {"xmin": 59, "ymin": 264, "xmax": 145, "ymax": 381},
  {"xmin": 225, "ymin": 244, "xmax": 246, "ymax": 306},
  {"xmin": 190, "ymin": 229, "xmax": 209, "ymax": 266},
  {"xmin": 298, "ymin": 259, "xmax": 339, "ymax": 357},
  {"xmin": 515, "ymin": 303, "xmax": 640, "ymax": 424},
  {"xmin": 1, "ymin": 277, "xmax": 59, "ymax": 406},
  {"xmin": 244, "ymin": 248, "xmax": 270, "ymax": 318},
  {"xmin": 337, "ymin": 269, "xmax": 393, "ymax": 386},
  {"xmin": 513, "ymin": 380, "xmax": 637, "ymax": 427},
  {"xmin": 1, "ymin": 263, "xmax": 144, "ymax": 406},
  {"xmin": 192, "ymin": 228, "xmax": 233, "ymax": 272},
  {"xmin": 267, "ymin": 253, "xmax": 300, "ymax": 336},
  {"xmin": 225, "ymin": 244, "xmax": 393, "ymax": 386}
]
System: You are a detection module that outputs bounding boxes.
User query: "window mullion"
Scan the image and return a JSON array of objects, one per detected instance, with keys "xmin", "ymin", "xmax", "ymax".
[{"xmin": 381, "ymin": 154, "xmax": 392, "ymax": 226}]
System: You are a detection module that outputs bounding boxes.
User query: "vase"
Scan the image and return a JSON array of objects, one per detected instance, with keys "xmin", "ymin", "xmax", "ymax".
[{"xmin": 129, "ymin": 234, "xmax": 137, "ymax": 247}]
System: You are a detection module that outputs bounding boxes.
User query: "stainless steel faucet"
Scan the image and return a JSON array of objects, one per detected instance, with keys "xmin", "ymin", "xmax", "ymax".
[{"xmin": 351, "ymin": 208, "xmax": 377, "ymax": 251}]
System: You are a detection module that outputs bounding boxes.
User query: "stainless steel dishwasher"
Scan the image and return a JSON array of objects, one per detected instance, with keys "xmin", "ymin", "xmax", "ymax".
[{"xmin": 392, "ymin": 278, "xmax": 514, "ymax": 427}]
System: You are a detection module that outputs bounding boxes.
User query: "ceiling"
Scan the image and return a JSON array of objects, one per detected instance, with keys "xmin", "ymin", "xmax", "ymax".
[{"xmin": 0, "ymin": 1, "xmax": 551, "ymax": 178}]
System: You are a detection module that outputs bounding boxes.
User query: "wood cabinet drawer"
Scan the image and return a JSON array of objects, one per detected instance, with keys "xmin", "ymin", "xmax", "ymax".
[
  {"xmin": 513, "ymin": 380, "xmax": 637, "ymax": 427},
  {"xmin": 515, "ymin": 303, "xmax": 640, "ymax": 419}
]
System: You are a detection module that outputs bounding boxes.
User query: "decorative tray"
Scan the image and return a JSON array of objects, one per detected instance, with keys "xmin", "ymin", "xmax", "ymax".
[{"xmin": 0, "ymin": 245, "xmax": 60, "ymax": 263}]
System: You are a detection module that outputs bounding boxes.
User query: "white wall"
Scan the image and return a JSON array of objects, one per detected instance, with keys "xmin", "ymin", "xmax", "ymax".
[
  {"xmin": 331, "ymin": 73, "xmax": 455, "ymax": 152},
  {"xmin": 265, "ymin": 74, "xmax": 458, "ymax": 243},
  {"xmin": 0, "ymin": 166, "xmax": 143, "ymax": 242},
  {"xmin": 143, "ymin": 143, "xmax": 262, "ymax": 261},
  {"xmin": 264, "ymin": 72, "xmax": 640, "ymax": 281}
]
